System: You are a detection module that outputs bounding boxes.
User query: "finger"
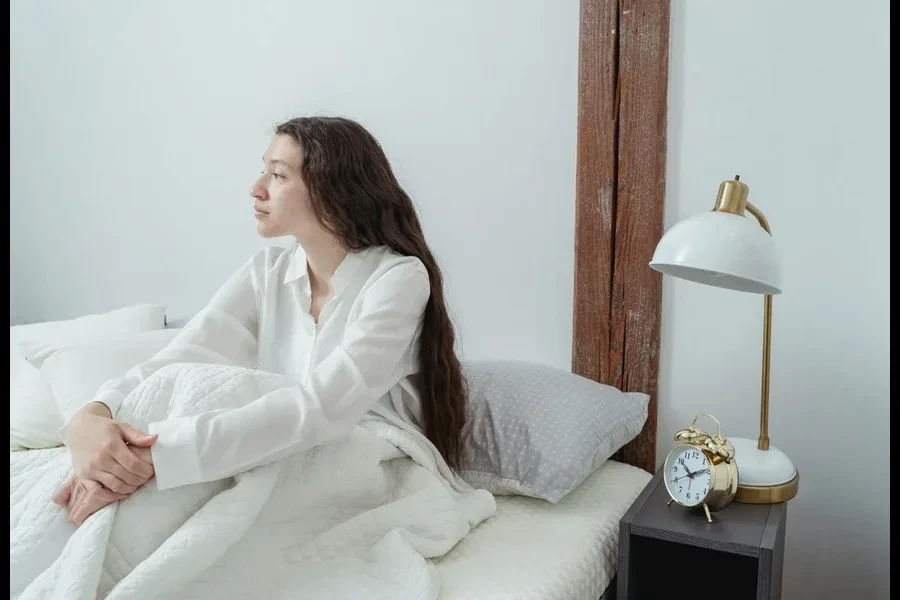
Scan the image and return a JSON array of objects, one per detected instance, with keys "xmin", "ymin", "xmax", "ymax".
[
  {"xmin": 101, "ymin": 454, "xmax": 147, "ymax": 487},
  {"xmin": 115, "ymin": 423, "xmax": 158, "ymax": 448},
  {"xmin": 97, "ymin": 487, "xmax": 129, "ymax": 502},
  {"xmin": 68, "ymin": 481, "xmax": 84, "ymax": 514},
  {"xmin": 52, "ymin": 477, "xmax": 74, "ymax": 506},
  {"xmin": 130, "ymin": 446, "xmax": 154, "ymax": 465},
  {"xmin": 83, "ymin": 478, "xmax": 128, "ymax": 503},
  {"xmin": 71, "ymin": 482, "xmax": 98, "ymax": 525},
  {"xmin": 93, "ymin": 470, "xmax": 138, "ymax": 495},
  {"xmin": 111, "ymin": 443, "xmax": 155, "ymax": 480},
  {"xmin": 69, "ymin": 496, "xmax": 85, "ymax": 524},
  {"xmin": 68, "ymin": 487, "xmax": 83, "ymax": 523},
  {"xmin": 73, "ymin": 493, "xmax": 122, "ymax": 527},
  {"xmin": 70, "ymin": 500, "xmax": 90, "ymax": 526}
]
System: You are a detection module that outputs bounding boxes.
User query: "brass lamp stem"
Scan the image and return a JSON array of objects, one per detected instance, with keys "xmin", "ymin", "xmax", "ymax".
[
  {"xmin": 745, "ymin": 201, "xmax": 772, "ymax": 451},
  {"xmin": 759, "ymin": 295, "xmax": 772, "ymax": 450}
]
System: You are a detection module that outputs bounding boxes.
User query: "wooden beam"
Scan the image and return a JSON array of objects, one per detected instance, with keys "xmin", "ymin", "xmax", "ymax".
[
  {"xmin": 572, "ymin": 0, "xmax": 619, "ymax": 384},
  {"xmin": 573, "ymin": 0, "xmax": 669, "ymax": 474},
  {"xmin": 609, "ymin": 0, "xmax": 669, "ymax": 473}
]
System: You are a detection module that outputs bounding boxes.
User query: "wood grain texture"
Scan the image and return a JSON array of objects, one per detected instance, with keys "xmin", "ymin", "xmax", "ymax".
[
  {"xmin": 572, "ymin": 0, "xmax": 619, "ymax": 384},
  {"xmin": 608, "ymin": 0, "xmax": 669, "ymax": 473},
  {"xmin": 572, "ymin": 0, "xmax": 669, "ymax": 474},
  {"xmin": 628, "ymin": 478, "xmax": 769, "ymax": 557},
  {"xmin": 620, "ymin": 471, "xmax": 788, "ymax": 599},
  {"xmin": 758, "ymin": 503, "xmax": 787, "ymax": 599}
]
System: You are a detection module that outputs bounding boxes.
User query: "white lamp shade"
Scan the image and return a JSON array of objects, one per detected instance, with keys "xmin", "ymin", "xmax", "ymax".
[{"xmin": 649, "ymin": 211, "xmax": 782, "ymax": 295}]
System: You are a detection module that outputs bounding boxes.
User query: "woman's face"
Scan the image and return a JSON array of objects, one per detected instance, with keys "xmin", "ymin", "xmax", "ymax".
[{"xmin": 249, "ymin": 134, "xmax": 319, "ymax": 241}]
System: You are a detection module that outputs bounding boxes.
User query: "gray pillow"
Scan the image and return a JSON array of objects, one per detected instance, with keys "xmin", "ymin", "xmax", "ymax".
[{"xmin": 460, "ymin": 360, "xmax": 648, "ymax": 503}]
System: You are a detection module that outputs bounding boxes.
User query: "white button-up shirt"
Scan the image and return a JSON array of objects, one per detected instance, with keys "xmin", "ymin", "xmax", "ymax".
[{"xmin": 93, "ymin": 245, "xmax": 431, "ymax": 491}]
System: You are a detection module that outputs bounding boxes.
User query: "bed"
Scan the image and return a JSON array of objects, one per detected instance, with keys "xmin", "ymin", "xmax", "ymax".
[
  {"xmin": 10, "ymin": 356, "xmax": 651, "ymax": 600},
  {"xmin": 10, "ymin": 0, "xmax": 669, "ymax": 596},
  {"xmin": 11, "ymin": 332, "xmax": 658, "ymax": 600}
]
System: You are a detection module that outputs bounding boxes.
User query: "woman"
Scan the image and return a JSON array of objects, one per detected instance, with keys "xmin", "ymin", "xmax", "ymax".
[{"xmin": 53, "ymin": 117, "xmax": 468, "ymax": 525}]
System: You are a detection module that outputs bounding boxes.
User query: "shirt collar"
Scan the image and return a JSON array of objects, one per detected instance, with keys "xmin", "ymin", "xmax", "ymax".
[
  {"xmin": 283, "ymin": 244, "xmax": 369, "ymax": 296},
  {"xmin": 283, "ymin": 245, "xmax": 308, "ymax": 285}
]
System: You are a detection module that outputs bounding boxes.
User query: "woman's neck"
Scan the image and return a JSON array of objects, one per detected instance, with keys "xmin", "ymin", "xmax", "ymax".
[{"xmin": 301, "ymin": 237, "xmax": 348, "ymax": 294}]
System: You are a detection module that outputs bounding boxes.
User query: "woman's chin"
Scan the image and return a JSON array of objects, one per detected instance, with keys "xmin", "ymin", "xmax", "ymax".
[{"xmin": 256, "ymin": 222, "xmax": 280, "ymax": 238}]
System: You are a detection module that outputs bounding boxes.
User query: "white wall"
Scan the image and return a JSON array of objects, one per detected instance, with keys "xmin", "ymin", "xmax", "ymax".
[
  {"xmin": 10, "ymin": 0, "xmax": 579, "ymax": 370},
  {"xmin": 661, "ymin": 1, "xmax": 889, "ymax": 598}
]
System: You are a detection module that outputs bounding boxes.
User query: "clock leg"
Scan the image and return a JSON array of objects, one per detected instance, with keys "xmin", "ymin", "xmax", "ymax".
[
  {"xmin": 702, "ymin": 503, "xmax": 712, "ymax": 523},
  {"xmin": 667, "ymin": 498, "xmax": 675, "ymax": 507}
]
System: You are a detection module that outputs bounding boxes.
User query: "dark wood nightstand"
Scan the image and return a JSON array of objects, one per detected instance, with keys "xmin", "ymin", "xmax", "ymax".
[{"xmin": 617, "ymin": 469, "xmax": 787, "ymax": 600}]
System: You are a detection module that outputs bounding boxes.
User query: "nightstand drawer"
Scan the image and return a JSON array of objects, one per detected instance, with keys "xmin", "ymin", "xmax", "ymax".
[{"xmin": 618, "ymin": 470, "xmax": 786, "ymax": 599}]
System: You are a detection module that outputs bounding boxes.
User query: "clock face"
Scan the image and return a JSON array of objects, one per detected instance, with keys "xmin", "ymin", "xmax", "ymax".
[{"xmin": 664, "ymin": 445, "xmax": 712, "ymax": 507}]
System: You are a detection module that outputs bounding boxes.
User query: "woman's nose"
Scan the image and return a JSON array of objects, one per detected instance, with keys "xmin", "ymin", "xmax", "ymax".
[{"xmin": 249, "ymin": 178, "xmax": 267, "ymax": 200}]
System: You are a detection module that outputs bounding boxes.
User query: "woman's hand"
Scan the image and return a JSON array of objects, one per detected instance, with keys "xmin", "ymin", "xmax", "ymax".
[
  {"xmin": 62, "ymin": 402, "xmax": 158, "ymax": 494},
  {"xmin": 53, "ymin": 445, "xmax": 155, "ymax": 526},
  {"xmin": 52, "ymin": 475, "xmax": 127, "ymax": 525}
]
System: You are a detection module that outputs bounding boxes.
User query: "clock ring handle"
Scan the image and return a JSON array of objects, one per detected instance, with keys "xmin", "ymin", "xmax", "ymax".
[
  {"xmin": 691, "ymin": 413, "xmax": 735, "ymax": 460},
  {"xmin": 690, "ymin": 413, "xmax": 723, "ymax": 439}
]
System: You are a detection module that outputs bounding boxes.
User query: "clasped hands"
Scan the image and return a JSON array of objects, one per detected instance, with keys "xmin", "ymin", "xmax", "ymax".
[{"xmin": 52, "ymin": 402, "xmax": 158, "ymax": 526}]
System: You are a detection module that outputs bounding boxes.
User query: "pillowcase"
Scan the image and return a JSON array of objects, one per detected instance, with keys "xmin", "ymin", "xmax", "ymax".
[
  {"xmin": 39, "ymin": 328, "xmax": 181, "ymax": 426},
  {"xmin": 459, "ymin": 360, "xmax": 648, "ymax": 503},
  {"xmin": 10, "ymin": 304, "xmax": 167, "ymax": 367},
  {"xmin": 9, "ymin": 304, "xmax": 175, "ymax": 448},
  {"xmin": 9, "ymin": 340, "xmax": 61, "ymax": 449}
]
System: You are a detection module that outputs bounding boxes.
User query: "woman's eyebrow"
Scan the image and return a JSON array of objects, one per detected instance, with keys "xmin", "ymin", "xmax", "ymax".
[{"xmin": 266, "ymin": 158, "xmax": 298, "ymax": 170}]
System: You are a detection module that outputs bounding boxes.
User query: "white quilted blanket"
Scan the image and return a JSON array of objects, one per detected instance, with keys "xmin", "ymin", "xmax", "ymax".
[{"xmin": 10, "ymin": 363, "xmax": 496, "ymax": 600}]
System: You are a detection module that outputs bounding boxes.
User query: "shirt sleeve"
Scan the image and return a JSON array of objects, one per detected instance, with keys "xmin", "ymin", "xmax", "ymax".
[
  {"xmin": 70, "ymin": 251, "xmax": 266, "ymax": 422},
  {"xmin": 147, "ymin": 259, "xmax": 430, "ymax": 491}
]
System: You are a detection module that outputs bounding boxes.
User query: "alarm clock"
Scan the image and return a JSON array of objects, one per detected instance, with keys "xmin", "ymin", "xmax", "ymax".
[{"xmin": 663, "ymin": 413, "xmax": 739, "ymax": 522}]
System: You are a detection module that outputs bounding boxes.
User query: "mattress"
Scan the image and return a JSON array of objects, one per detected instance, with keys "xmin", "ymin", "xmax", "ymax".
[
  {"xmin": 12, "ymin": 452, "xmax": 651, "ymax": 600},
  {"xmin": 436, "ymin": 460, "xmax": 652, "ymax": 600}
]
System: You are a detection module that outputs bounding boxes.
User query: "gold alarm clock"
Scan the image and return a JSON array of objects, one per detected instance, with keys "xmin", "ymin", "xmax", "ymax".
[{"xmin": 664, "ymin": 413, "xmax": 739, "ymax": 522}]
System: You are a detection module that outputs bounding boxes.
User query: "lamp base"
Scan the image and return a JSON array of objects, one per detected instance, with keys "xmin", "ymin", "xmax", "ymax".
[
  {"xmin": 735, "ymin": 474, "xmax": 799, "ymax": 504},
  {"xmin": 730, "ymin": 436, "xmax": 800, "ymax": 504}
]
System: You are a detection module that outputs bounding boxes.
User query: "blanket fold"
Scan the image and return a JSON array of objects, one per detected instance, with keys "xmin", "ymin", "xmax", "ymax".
[{"xmin": 11, "ymin": 363, "xmax": 496, "ymax": 600}]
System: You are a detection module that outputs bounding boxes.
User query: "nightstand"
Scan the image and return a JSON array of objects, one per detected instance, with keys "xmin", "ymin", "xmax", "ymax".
[{"xmin": 617, "ymin": 469, "xmax": 787, "ymax": 600}]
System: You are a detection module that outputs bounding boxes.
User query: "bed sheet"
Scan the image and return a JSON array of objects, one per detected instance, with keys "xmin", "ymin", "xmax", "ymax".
[{"xmin": 436, "ymin": 460, "xmax": 652, "ymax": 600}]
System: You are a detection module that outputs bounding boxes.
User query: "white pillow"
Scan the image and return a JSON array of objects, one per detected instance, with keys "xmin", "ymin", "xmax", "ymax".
[
  {"xmin": 10, "ymin": 340, "xmax": 61, "ymax": 449},
  {"xmin": 10, "ymin": 303, "xmax": 167, "ymax": 449},
  {"xmin": 40, "ymin": 328, "xmax": 181, "ymax": 426},
  {"xmin": 10, "ymin": 304, "xmax": 167, "ymax": 367}
]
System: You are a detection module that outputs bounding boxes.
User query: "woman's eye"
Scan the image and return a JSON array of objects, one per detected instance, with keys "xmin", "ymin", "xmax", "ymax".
[{"xmin": 273, "ymin": 173, "xmax": 286, "ymax": 180}]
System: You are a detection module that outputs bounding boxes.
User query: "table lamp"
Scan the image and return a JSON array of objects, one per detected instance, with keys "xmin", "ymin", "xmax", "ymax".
[{"xmin": 649, "ymin": 175, "xmax": 799, "ymax": 504}]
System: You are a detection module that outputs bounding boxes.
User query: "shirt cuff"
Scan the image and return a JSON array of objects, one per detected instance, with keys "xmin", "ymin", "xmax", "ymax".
[
  {"xmin": 93, "ymin": 388, "xmax": 126, "ymax": 419},
  {"xmin": 149, "ymin": 416, "xmax": 203, "ymax": 491}
]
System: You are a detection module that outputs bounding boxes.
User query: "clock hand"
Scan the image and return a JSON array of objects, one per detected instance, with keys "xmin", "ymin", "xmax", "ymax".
[{"xmin": 673, "ymin": 467, "xmax": 700, "ymax": 483}]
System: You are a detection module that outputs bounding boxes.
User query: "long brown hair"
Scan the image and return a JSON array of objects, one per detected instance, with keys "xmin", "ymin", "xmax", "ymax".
[{"xmin": 274, "ymin": 116, "xmax": 467, "ymax": 471}]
